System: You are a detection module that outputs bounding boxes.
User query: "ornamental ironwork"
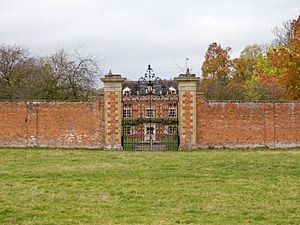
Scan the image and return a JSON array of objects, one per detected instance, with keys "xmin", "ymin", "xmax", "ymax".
[{"xmin": 121, "ymin": 65, "xmax": 179, "ymax": 150}]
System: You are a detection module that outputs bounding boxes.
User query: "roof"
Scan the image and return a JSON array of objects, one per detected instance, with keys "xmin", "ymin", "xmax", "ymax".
[
  {"xmin": 122, "ymin": 80, "xmax": 178, "ymax": 90},
  {"xmin": 122, "ymin": 80, "xmax": 178, "ymax": 96}
]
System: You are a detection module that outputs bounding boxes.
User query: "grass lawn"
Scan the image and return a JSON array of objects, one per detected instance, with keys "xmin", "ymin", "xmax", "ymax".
[
  {"xmin": 123, "ymin": 138, "xmax": 178, "ymax": 151},
  {"xmin": 0, "ymin": 148, "xmax": 299, "ymax": 224}
]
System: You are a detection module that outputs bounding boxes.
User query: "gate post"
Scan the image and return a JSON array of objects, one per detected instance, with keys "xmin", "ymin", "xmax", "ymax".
[
  {"xmin": 174, "ymin": 69, "xmax": 199, "ymax": 149},
  {"xmin": 100, "ymin": 70, "xmax": 126, "ymax": 150}
]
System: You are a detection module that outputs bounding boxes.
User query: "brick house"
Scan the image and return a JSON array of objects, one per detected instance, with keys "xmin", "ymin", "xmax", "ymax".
[{"xmin": 121, "ymin": 79, "xmax": 179, "ymax": 150}]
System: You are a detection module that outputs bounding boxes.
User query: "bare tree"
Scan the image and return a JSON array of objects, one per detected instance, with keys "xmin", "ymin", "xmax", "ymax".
[
  {"xmin": 273, "ymin": 20, "xmax": 293, "ymax": 47},
  {"xmin": 43, "ymin": 48, "xmax": 99, "ymax": 100},
  {"xmin": 0, "ymin": 45, "xmax": 34, "ymax": 99},
  {"xmin": 0, "ymin": 44, "xmax": 100, "ymax": 101}
]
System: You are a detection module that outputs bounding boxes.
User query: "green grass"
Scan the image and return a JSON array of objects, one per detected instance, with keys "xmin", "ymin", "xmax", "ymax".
[
  {"xmin": 0, "ymin": 148, "xmax": 299, "ymax": 224},
  {"xmin": 123, "ymin": 138, "xmax": 178, "ymax": 150}
]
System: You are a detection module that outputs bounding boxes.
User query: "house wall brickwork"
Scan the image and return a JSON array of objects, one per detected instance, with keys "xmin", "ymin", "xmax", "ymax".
[
  {"xmin": 122, "ymin": 95, "xmax": 179, "ymax": 119},
  {"xmin": 0, "ymin": 99, "xmax": 105, "ymax": 148},
  {"xmin": 196, "ymin": 93, "xmax": 300, "ymax": 148}
]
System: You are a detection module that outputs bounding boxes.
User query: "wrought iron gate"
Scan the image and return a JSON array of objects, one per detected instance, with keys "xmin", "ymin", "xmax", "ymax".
[{"xmin": 122, "ymin": 65, "xmax": 179, "ymax": 150}]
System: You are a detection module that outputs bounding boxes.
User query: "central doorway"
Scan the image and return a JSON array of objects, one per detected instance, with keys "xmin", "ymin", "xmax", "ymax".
[{"xmin": 144, "ymin": 124, "xmax": 156, "ymax": 142}]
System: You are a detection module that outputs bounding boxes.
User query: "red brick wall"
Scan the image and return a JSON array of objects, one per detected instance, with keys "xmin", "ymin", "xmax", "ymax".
[
  {"xmin": 1, "ymin": 94, "xmax": 299, "ymax": 149},
  {"xmin": 196, "ymin": 94, "xmax": 300, "ymax": 148},
  {"xmin": 0, "ymin": 97, "xmax": 104, "ymax": 148},
  {"xmin": 0, "ymin": 102, "xmax": 28, "ymax": 146}
]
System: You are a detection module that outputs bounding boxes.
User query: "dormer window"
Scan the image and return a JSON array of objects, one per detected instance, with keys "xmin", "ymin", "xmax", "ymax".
[
  {"xmin": 122, "ymin": 87, "xmax": 131, "ymax": 96},
  {"xmin": 169, "ymin": 87, "xmax": 176, "ymax": 95},
  {"xmin": 138, "ymin": 85, "xmax": 147, "ymax": 96},
  {"xmin": 154, "ymin": 84, "xmax": 162, "ymax": 95}
]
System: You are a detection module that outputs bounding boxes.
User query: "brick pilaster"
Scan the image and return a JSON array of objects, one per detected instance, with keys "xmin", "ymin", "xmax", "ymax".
[
  {"xmin": 26, "ymin": 102, "xmax": 38, "ymax": 147},
  {"xmin": 175, "ymin": 69, "xmax": 199, "ymax": 149},
  {"xmin": 264, "ymin": 103, "xmax": 276, "ymax": 148},
  {"xmin": 100, "ymin": 71, "xmax": 126, "ymax": 150}
]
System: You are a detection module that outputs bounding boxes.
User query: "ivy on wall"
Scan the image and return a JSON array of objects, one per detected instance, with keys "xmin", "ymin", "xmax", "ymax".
[{"xmin": 122, "ymin": 117, "xmax": 178, "ymax": 126}]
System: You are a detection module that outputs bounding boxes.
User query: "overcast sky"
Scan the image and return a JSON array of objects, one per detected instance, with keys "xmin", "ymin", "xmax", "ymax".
[{"xmin": 0, "ymin": 0, "xmax": 299, "ymax": 80}]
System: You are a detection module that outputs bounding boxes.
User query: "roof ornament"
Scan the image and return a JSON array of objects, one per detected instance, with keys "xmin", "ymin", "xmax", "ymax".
[
  {"xmin": 104, "ymin": 69, "xmax": 122, "ymax": 78},
  {"xmin": 186, "ymin": 68, "xmax": 190, "ymax": 75},
  {"xmin": 178, "ymin": 58, "xmax": 196, "ymax": 77}
]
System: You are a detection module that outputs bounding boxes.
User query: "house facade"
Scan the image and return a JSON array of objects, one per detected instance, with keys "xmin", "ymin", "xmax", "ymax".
[{"xmin": 121, "ymin": 67, "xmax": 180, "ymax": 150}]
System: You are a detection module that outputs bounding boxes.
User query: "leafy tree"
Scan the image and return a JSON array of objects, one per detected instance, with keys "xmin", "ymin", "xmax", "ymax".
[
  {"xmin": 200, "ymin": 42, "xmax": 233, "ymax": 100},
  {"xmin": 258, "ymin": 16, "xmax": 300, "ymax": 99},
  {"xmin": 200, "ymin": 43, "xmax": 264, "ymax": 100},
  {"xmin": 201, "ymin": 42, "xmax": 232, "ymax": 81},
  {"xmin": 244, "ymin": 75, "xmax": 281, "ymax": 100},
  {"xmin": 199, "ymin": 16, "xmax": 300, "ymax": 101},
  {"xmin": 240, "ymin": 44, "xmax": 262, "ymax": 59}
]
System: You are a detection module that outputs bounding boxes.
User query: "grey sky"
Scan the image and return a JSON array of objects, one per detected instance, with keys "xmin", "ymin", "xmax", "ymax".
[{"xmin": 0, "ymin": 0, "xmax": 299, "ymax": 80}]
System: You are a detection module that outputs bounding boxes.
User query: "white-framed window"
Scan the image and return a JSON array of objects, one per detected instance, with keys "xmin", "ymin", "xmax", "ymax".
[
  {"xmin": 123, "ymin": 108, "xmax": 132, "ymax": 118},
  {"xmin": 124, "ymin": 125, "xmax": 132, "ymax": 135},
  {"xmin": 145, "ymin": 108, "xmax": 154, "ymax": 118},
  {"xmin": 167, "ymin": 125, "xmax": 177, "ymax": 135},
  {"xmin": 122, "ymin": 87, "xmax": 131, "ymax": 96},
  {"xmin": 168, "ymin": 108, "xmax": 177, "ymax": 118},
  {"xmin": 169, "ymin": 87, "xmax": 177, "ymax": 95}
]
